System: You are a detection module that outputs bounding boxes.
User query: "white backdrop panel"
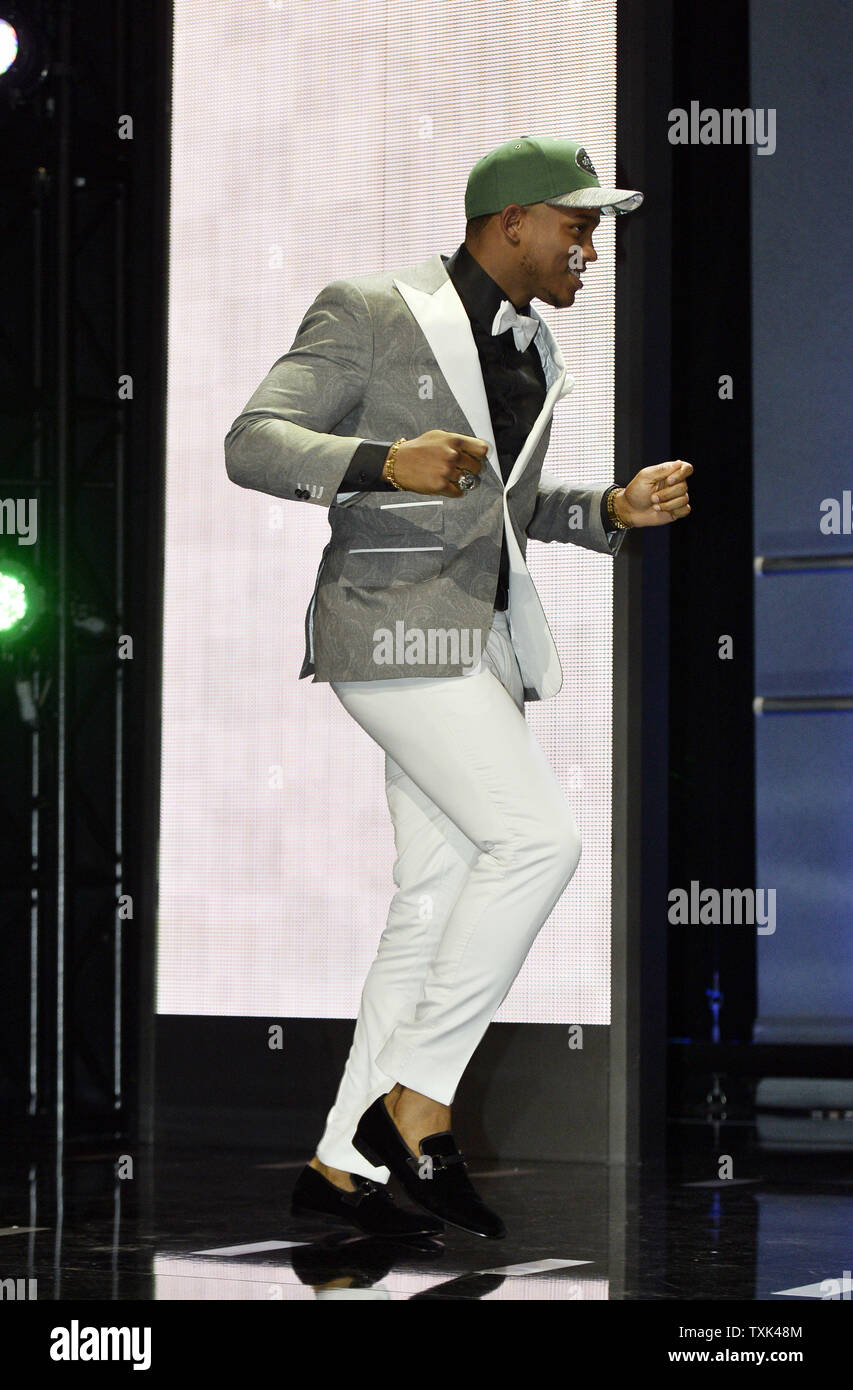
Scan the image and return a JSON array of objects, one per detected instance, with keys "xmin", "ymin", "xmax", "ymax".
[{"xmin": 158, "ymin": 0, "xmax": 619, "ymax": 1022}]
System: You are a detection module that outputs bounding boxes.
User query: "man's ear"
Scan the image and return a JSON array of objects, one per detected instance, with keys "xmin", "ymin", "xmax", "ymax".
[{"xmin": 499, "ymin": 203, "xmax": 524, "ymax": 245}]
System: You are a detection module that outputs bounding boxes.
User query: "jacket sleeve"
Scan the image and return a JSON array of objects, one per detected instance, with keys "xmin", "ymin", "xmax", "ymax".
[
  {"xmin": 526, "ymin": 469, "xmax": 629, "ymax": 555},
  {"xmin": 337, "ymin": 440, "xmax": 397, "ymax": 493},
  {"xmin": 224, "ymin": 279, "xmax": 376, "ymax": 510}
]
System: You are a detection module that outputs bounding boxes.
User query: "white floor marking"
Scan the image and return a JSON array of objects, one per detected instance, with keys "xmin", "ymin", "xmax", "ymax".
[
  {"xmin": 474, "ymin": 1258, "xmax": 592, "ymax": 1276},
  {"xmin": 190, "ymin": 1240, "xmax": 306, "ymax": 1256},
  {"xmin": 773, "ymin": 1274, "xmax": 850, "ymax": 1298}
]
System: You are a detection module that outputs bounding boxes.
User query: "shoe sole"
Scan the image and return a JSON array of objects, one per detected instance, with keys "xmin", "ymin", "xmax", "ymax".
[{"xmin": 290, "ymin": 1198, "xmax": 443, "ymax": 1239}]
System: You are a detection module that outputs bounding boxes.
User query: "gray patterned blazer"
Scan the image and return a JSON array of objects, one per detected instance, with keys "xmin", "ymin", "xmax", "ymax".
[{"xmin": 224, "ymin": 252, "xmax": 627, "ymax": 700}]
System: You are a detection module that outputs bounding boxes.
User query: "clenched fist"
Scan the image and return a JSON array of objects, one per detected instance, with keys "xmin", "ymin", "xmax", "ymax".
[
  {"xmin": 612, "ymin": 460, "xmax": 694, "ymax": 527},
  {"xmin": 384, "ymin": 430, "xmax": 490, "ymax": 497}
]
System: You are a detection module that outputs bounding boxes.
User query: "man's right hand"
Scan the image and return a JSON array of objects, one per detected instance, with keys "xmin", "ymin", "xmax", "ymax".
[{"xmin": 384, "ymin": 430, "xmax": 490, "ymax": 497}]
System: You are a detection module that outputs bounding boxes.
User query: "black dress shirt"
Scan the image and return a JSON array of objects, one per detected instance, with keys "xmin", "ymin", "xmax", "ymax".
[{"xmin": 337, "ymin": 243, "xmax": 618, "ymax": 609}]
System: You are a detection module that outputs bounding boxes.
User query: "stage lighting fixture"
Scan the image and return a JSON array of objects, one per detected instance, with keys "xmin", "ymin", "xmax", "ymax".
[
  {"xmin": 0, "ymin": 18, "xmax": 18, "ymax": 76},
  {"xmin": 0, "ymin": 7, "xmax": 48, "ymax": 108},
  {"xmin": 0, "ymin": 556, "xmax": 45, "ymax": 646}
]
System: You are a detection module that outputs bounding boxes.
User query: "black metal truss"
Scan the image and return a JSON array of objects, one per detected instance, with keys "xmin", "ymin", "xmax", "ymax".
[{"xmin": 0, "ymin": 0, "xmax": 171, "ymax": 1145}]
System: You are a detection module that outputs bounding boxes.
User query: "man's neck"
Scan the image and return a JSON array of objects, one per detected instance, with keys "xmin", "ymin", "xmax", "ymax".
[{"xmin": 462, "ymin": 241, "xmax": 532, "ymax": 310}]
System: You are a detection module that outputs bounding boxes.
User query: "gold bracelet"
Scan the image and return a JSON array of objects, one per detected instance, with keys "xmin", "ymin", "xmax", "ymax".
[
  {"xmin": 383, "ymin": 438, "xmax": 407, "ymax": 490},
  {"xmin": 606, "ymin": 485, "xmax": 632, "ymax": 530}
]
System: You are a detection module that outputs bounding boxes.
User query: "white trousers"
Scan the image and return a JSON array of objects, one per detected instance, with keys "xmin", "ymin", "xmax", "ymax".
[{"xmin": 315, "ymin": 610, "xmax": 582, "ymax": 1182}]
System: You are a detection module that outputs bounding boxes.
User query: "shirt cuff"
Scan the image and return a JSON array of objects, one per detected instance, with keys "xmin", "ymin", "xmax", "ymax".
[{"xmin": 337, "ymin": 440, "xmax": 396, "ymax": 492}]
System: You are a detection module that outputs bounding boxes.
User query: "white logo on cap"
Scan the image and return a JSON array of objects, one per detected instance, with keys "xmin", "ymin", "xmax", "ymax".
[{"xmin": 575, "ymin": 147, "xmax": 597, "ymax": 177}]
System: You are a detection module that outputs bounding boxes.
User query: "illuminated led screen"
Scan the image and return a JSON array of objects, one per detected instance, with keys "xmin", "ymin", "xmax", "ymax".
[{"xmin": 159, "ymin": 0, "xmax": 620, "ymax": 1023}]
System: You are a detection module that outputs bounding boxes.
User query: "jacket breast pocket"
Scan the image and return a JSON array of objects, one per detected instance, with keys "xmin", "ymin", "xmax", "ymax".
[{"xmin": 375, "ymin": 497, "xmax": 445, "ymax": 531}]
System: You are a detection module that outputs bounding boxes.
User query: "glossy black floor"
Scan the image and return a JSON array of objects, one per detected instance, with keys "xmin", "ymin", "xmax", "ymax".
[{"xmin": 1, "ymin": 1120, "xmax": 851, "ymax": 1301}]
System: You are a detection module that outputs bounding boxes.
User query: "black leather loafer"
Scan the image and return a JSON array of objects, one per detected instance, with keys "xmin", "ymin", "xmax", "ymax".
[
  {"xmin": 290, "ymin": 1163, "xmax": 444, "ymax": 1238},
  {"xmin": 352, "ymin": 1097, "xmax": 507, "ymax": 1239}
]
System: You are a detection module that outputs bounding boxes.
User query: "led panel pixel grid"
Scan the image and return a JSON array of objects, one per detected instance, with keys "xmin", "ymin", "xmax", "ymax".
[{"xmin": 158, "ymin": 0, "xmax": 619, "ymax": 1023}]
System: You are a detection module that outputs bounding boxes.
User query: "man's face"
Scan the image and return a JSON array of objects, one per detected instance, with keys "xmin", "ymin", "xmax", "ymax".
[{"xmin": 516, "ymin": 202, "xmax": 600, "ymax": 308}]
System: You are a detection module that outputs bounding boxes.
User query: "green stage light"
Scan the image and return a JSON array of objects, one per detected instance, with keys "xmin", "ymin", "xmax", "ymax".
[
  {"xmin": 0, "ymin": 569, "xmax": 28, "ymax": 629},
  {"xmin": 0, "ymin": 557, "xmax": 44, "ymax": 645}
]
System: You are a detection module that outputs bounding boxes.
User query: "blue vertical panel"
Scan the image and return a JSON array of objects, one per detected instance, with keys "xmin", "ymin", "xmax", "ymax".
[
  {"xmin": 754, "ymin": 572, "xmax": 853, "ymax": 699},
  {"xmin": 754, "ymin": 714, "xmax": 853, "ymax": 1040},
  {"xmin": 751, "ymin": 0, "xmax": 853, "ymax": 1044}
]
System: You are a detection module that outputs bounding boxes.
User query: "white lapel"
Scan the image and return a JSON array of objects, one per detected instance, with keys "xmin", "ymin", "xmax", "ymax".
[
  {"xmin": 393, "ymin": 274, "xmax": 502, "ymax": 483},
  {"xmin": 393, "ymin": 258, "xmax": 575, "ymax": 491}
]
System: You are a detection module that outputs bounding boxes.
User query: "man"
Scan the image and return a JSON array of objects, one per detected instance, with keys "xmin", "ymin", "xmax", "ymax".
[{"xmin": 224, "ymin": 135, "xmax": 692, "ymax": 1241}]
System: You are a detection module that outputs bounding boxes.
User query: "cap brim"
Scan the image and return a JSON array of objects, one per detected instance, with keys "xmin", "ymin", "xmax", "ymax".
[{"xmin": 547, "ymin": 187, "xmax": 644, "ymax": 215}]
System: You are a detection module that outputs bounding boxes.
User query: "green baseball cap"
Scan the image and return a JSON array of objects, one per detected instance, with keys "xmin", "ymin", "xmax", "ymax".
[{"xmin": 465, "ymin": 135, "xmax": 643, "ymax": 219}]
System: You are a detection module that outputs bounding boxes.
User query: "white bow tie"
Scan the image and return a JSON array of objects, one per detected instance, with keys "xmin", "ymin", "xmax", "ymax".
[{"xmin": 491, "ymin": 299, "xmax": 540, "ymax": 352}]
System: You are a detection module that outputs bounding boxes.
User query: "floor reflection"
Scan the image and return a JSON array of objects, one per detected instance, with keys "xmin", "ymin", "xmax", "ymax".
[{"xmin": 0, "ymin": 1121, "xmax": 849, "ymax": 1300}]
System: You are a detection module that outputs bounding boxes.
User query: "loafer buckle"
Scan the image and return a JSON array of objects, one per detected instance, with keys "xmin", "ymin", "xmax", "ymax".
[{"xmin": 406, "ymin": 1150, "xmax": 465, "ymax": 1175}]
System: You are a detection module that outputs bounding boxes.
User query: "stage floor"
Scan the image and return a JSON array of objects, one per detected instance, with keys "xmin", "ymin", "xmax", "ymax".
[{"xmin": 1, "ymin": 1123, "xmax": 851, "ymax": 1301}]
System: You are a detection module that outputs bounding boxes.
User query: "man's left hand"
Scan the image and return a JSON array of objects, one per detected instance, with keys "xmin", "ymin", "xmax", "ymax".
[{"xmin": 612, "ymin": 460, "xmax": 693, "ymax": 527}]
